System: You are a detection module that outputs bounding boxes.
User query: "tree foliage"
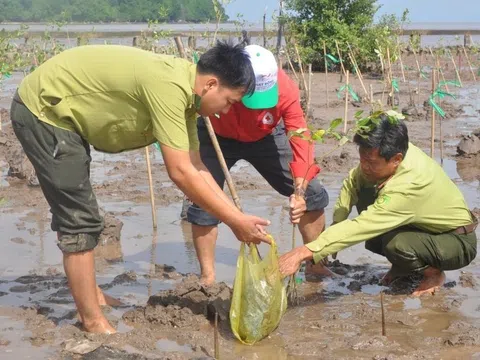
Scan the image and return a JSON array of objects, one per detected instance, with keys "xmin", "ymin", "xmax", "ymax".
[
  {"xmin": 0, "ymin": 0, "xmax": 228, "ymax": 23},
  {"xmin": 285, "ymin": 0, "xmax": 407, "ymax": 70}
]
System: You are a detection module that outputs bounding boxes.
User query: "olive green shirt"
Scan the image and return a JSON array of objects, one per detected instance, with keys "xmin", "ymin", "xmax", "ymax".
[
  {"xmin": 306, "ymin": 143, "xmax": 473, "ymax": 263},
  {"xmin": 19, "ymin": 45, "xmax": 199, "ymax": 153}
]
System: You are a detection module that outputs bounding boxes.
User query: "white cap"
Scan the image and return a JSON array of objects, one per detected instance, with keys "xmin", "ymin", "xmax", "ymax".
[{"xmin": 242, "ymin": 45, "xmax": 279, "ymax": 109}]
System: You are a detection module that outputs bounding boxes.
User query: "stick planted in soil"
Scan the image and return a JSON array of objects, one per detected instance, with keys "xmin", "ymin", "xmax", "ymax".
[
  {"xmin": 214, "ymin": 311, "xmax": 219, "ymax": 359},
  {"xmin": 381, "ymin": 291, "xmax": 386, "ymax": 336}
]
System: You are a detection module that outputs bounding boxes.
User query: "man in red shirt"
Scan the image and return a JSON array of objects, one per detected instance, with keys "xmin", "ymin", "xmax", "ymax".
[{"xmin": 186, "ymin": 45, "xmax": 331, "ymax": 285}]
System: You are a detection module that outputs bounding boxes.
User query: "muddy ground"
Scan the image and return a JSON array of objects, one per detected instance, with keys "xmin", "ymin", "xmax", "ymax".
[{"xmin": 0, "ymin": 57, "xmax": 480, "ymax": 359}]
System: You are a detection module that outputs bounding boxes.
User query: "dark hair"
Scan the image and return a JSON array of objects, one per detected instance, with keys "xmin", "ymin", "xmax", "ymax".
[
  {"xmin": 353, "ymin": 115, "xmax": 409, "ymax": 160},
  {"xmin": 197, "ymin": 40, "xmax": 255, "ymax": 96}
]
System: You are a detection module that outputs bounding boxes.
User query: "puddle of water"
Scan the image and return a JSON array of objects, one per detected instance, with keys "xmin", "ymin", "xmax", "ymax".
[
  {"xmin": 0, "ymin": 316, "xmax": 55, "ymax": 359},
  {"xmin": 156, "ymin": 338, "xmax": 193, "ymax": 353},
  {"xmin": 403, "ymin": 297, "xmax": 422, "ymax": 310}
]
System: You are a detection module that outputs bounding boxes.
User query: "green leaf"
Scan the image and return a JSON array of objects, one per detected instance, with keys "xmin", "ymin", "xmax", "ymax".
[
  {"xmin": 354, "ymin": 110, "xmax": 364, "ymax": 120},
  {"xmin": 438, "ymin": 80, "xmax": 461, "ymax": 89},
  {"xmin": 192, "ymin": 51, "xmax": 199, "ymax": 64},
  {"xmin": 326, "ymin": 54, "xmax": 340, "ymax": 64},
  {"xmin": 328, "ymin": 118, "xmax": 343, "ymax": 130},
  {"xmin": 311, "ymin": 129, "xmax": 326, "ymax": 141},
  {"xmin": 392, "ymin": 79, "xmax": 399, "ymax": 92},
  {"xmin": 428, "ymin": 96, "xmax": 445, "ymax": 117},
  {"xmin": 347, "ymin": 85, "xmax": 360, "ymax": 102},
  {"xmin": 288, "ymin": 128, "xmax": 308, "ymax": 139}
]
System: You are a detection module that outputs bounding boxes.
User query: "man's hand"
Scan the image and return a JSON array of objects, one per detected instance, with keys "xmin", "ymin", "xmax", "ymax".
[
  {"xmin": 230, "ymin": 214, "xmax": 272, "ymax": 245},
  {"xmin": 279, "ymin": 246, "xmax": 314, "ymax": 277},
  {"xmin": 289, "ymin": 194, "xmax": 307, "ymax": 224}
]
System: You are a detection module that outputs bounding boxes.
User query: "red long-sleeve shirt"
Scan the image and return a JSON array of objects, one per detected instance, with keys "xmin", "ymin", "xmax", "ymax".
[{"xmin": 208, "ymin": 69, "xmax": 320, "ymax": 181}]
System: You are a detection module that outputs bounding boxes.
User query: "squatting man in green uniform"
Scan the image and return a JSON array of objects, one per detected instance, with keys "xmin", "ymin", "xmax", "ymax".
[
  {"xmin": 10, "ymin": 42, "xmax": 272, "ymax": 334},
  {"xmin": 279, "ymin": 113, "xmax": 477, "ymax": 295}
]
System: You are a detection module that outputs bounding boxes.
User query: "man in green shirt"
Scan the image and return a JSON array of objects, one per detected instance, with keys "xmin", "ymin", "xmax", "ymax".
[
  {"xmin": 10, "ymin": 42, "xmax": 271, "ymax": 334},
  {"xmin": 279, "ymin": 112, "xmax": 477, "ymax": 296}
]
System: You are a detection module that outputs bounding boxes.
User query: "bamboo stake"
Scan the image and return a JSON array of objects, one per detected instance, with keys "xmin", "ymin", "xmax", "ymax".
[
  {"xmin": 294, "ymin": 43, "xmax": 308, "ymax": 96},
  {"xmin": 214, "ymin": 311, "xmax": 219, "ymax": 359},
  {"xmin": 397, "ymin": 40, "xmax": 406, "ymax": 83},
  {"xmin": 323, "ymin": 41, "xmax": 329, "ymax": 107},
  {"xmin": 431, "ymin": 69, "xmax": 436, "ymax": 158},
  {"xmin": 348, "ymin": 52, "xmax": 369, "ymax": 100},
  {"xmin": 449, "ymin": 50, "xmax": 463, "ymax": 87},
  {"xmin": 335, "ymin": 40, "xmax": 347, "ymax": 80},
  {"xmin": 346, "ymin": 43, "xmax": 369, "ymax": 101},
  {"xmin": 429, "ymin": 47, "xmax": 449, "ymax": 93},
  {"xmin": 411, "ymin": 47, "xmax": 422, "ymax": 106},
  {"xmin": 145, "ymin": 146, "xmax": 157, "ymax": 229},
  {"xmin": 174, "ymin": 36, "xmax": 186, "ymax": 59},
  {"xmin": 344, "ymin": 70, "xmax": 349, "ymax": 134},
  {"xmin": 381, "ymin": 291, "xmax": 386, "ymax": 336},
  {"xmin": 462, "ymin": 45, "xmax": 477, "ymax": 81},
  {"xmin": 285, "ymin": 47, "xmax": 300, "ymax": 82},
  {"xmin": 307, "ymin": 64, "xmax": 312, "ymax": 119},
  {"xmin": 379, "ymin": 52, "xmax": 387, "ymax": 105},
  {"xmin": 386, "ymin": 48, "xmax": 394, "ymax": 107}
]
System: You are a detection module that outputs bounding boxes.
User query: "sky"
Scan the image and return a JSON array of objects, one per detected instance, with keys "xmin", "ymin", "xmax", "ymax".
[{"xmin": 225, "ymin": 0, "xmax": 480, "ymax": 23}]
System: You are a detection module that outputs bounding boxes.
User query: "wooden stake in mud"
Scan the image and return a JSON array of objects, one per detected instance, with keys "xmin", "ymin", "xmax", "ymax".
[
  {"xmin": 411, "ymin": 47, "xmax": 422, "ymax": 106},
  {"xmin": 307, "ymin": 64, "xmax": 312, "ymax": 119},
  {"xmin": 429, "ymin": 47, "xmax": 449, "ymax": 93},
  {"xmin": 386, "ymin": 47, "xmax": 394, "ymax": 107},
  {"xmin": 145, "ymin": 146, "xmax": 157, "ymax": 229},
  {"xmin": 346, "ymin": 42, "xmax": 369, "ymax": 101},
  {"xmin": 214, "ymin": 311, "xmax": 219, "ymax": 359},
  {"xmin": 381, "ymin": 291, "xmax": 386, "ymax": 336},
  {"xmin": 462, "ymin": 45, "xmax": 477, "ymax": 81},
  {"xmin": 285, "ymin": 47, "xmax": 300, "ymax": 83},
  {"xmin": 397, "ymin": 40, "xmax": 406, "ymax": 83},
  {"xmin": 334, "ymin": 40, "xmax": 347, "ymax": 81},
  {"xmin": 323, "ymin": 41, "xmax": 329, "ymax": 108},
  {"xmin": 431, "ymin": 69, "xmax": 436, "ymax": 158},
  {"xmin": 348, "ymin": 51, "xmax": 369, "ymax": 101},
  {"xmin": 449, "ymin": 50, "xmax": 463, "ymax": 87},
  {"xmin": 370, "ymin": 83, "xmax": 374, "ymax": 109},
  {"xmin": 174, "ymin": 36, "xmax": 186, "ymax": 59},
  {"xmin": 263, "ymin": 7, "xmax": 267, "ymax": 47},
  {"xmin": 344, "ymin": 70, "xmax": 349, "ymax": 134},
  {"xmin": 379, "ymin": 52, "xmax": 387, "ymax": 105},
  {"xmin": 294, "ymin": 43, "xmax": 308, "ymax": 97}
]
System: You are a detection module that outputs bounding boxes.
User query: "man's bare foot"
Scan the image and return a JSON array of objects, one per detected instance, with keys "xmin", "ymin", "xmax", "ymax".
[
  {"xmin": 83, "ymin": 317, "xmax": 117, "ymax": 334},
  {"xmin": 305, "ymin": 262, "xmax": 338, "ymax": 279},
  {"xmin": 199, "ymin": 274, "xmax": 215, "ymax": 287},
  {"xmin": 412, "ymin": 267, "xmax": 445, "ymax": 296},
  {"xmin": 96, "ymin": 286, "xmax": 123, "ymax": 307}
]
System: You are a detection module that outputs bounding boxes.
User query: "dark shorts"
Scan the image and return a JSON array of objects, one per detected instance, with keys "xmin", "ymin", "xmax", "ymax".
[
  {"xmin": 10, "ymin": 92, "xmax": 103, "ymax": 253},
  {"xmin": 187, "ymin": 117, "xmax": 329, "ymax": 226},
  {"xmin": 357, "ymin": 188, "xmax": 477, "ymax": 276}
]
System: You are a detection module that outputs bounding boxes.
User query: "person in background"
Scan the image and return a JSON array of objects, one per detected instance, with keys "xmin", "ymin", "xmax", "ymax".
[{"xmin": 185, "ymin": 45, "xmax": 332, "ymax": 285}]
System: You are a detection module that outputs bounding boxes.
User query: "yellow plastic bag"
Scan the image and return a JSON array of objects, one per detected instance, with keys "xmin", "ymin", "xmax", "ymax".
[{"xmin": 230, "ymin": 236, "xmax": 287, "ymax": 345}]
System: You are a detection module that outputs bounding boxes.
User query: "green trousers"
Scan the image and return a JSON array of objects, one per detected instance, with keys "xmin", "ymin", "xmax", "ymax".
[
  {"xmin": 357, "ymin": 188, "xmax": 477, "ymax": 277},
  {"xmin": 11, "ymin": 91, "xmax": 103, "ymax": 253}
]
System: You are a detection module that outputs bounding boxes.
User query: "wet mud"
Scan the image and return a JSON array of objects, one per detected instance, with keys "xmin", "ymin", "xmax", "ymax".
[{"xmin": 0, "ymin": 73, "xmax": 480, "ymax": 359}]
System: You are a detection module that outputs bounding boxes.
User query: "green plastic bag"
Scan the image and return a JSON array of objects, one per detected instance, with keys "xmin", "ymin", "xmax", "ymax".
[{"xmin": 230, "ymin": 236, "xmax": 287, "ymax": 345}]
